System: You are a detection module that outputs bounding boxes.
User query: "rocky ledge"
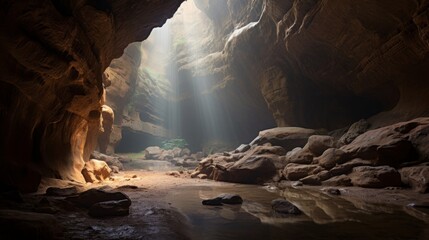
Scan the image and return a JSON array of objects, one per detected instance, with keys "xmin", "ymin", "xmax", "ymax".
[{"xmin": 192, "ymin": 118, "xmax": 429, "ymax": 193}]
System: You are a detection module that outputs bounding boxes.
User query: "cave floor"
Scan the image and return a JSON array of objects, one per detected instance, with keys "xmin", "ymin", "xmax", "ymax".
[{"xmin": 31, "ymin": 169, "xmax": 429, "ymax": 240}]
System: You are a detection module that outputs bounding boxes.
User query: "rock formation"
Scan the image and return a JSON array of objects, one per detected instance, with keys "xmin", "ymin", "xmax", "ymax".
[{"xmin": 0, "ymin": 0, "xmax": 184, "ymax": 191}]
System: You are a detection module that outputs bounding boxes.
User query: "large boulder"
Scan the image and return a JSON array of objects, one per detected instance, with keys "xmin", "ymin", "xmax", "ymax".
[
  {"xmin": 81, "ymin": 159, "xmax": 112, "ymax": 183},
  {"xmin": 350, "ymin": 166, "xmax": 402, "ymax": 188},
  {"xmin": 66, "ymin": 189, "xmax": 131, "ymax": 208},
  {"xmin": 144, "ymin": 146, "xmax": 164, "ymax": 159},
  {"xmin": 399, "ymin": 165, "xmax": 429, "ymax": 193},
  {"xmin": 314, "ymin": 148, "xmax": 349, "ymax": 170},
  {"xmin": 303, "ymin": 135, "xmax": 336, "ymax": 156},
  {"xmin": 339, "ymin": 119, "xmax": 370, "ymax": 145},
  {"xmin": 214, "ymin": 155, "xmax": 277, "ymax": 184},
  {"xmin": 284, "ymin": 147, "xmax": 313, "ymax": 165},
  {"xmin": 282, "ymin": 164, "xmax": 323, "ymax": 181},
  {"xmin": 88, "ymin": 199, "xmax": 131, "ymax": 218},
  {"xmin": 341, "ymin": 128, "xmax": 417, "ymax": 167},
  {"xmin": 250, "ymin": 127, "xmax": 318, "ymax": 151}
]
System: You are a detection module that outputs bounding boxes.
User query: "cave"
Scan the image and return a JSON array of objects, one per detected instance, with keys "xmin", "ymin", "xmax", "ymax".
[{"xmin": 1, "ymin": 0, "xmax": 429, "ymax": 239}]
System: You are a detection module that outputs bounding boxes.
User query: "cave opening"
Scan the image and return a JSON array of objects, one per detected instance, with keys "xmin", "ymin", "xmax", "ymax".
[{"xmin": 109, "ymin": 0, "xmax": 276, "ymax": 154}]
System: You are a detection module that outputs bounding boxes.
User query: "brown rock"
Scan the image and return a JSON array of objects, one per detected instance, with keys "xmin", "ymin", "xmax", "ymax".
[
  {"xmin": 285, "ymin": 147, "xmax": 314, "ymax": 164},
  {"xmin": 328, "ymin": 158, "xmax": 372, "ymax": 177},
  {"xmin": 250, "ymin": 127, "xmax": 318, "ymax": 151},
  {"xmin": 314, "ymin": 148, "xmax": 349, "ymax": 170},
  {"xmin": 66, "ymin": 189, "xmax": 130, "ymax": 208},
  {"xmin": 341, "ymin": 121, "xmax": 418, "ymax": 167},
  {"xmin": 399, "ymin": 165, "xmax": 429, "ymax": 193},
  {"xmin": 350, "ymin": 166, "xmax": 402, "ymax": 188},
  {"xmin": 81, "ymin": 159, "xmax": 112, "ymax": 183},
  {"xmin": 339, "ymin": 119, "xmax": 370, "ymax": 145},
  {"xmin": 300, "ymin": 175, "xmax": 321, "ymax": 186},
  {"xmin": 304, "ymin": 135, "xmax": 336, "ymax": 156},
  {"xmin": 322, "ymin": 175, "xmax": 352, "ymax": 187},
  {"xmin": 144, "ymin": 146, "xmax": 164, "ymax": 159},
  {"xmin": 45, "ymin": 186, "xmax": 78, "ymax": 197},
  {"xmin": 283, "ymin": 164, "xmax": 323, "ymax": 181}
]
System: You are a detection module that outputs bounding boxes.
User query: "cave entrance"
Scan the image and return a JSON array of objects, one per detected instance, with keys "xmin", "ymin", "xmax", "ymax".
[{"xmin": 105, "ymin": 0, "xmax": 276, "ymax": 154}]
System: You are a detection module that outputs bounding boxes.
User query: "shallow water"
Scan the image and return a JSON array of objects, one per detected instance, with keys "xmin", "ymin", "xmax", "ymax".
[
  {"xmin": 124, "ymin": 160, "xmax": 182, "ymax": 171},
  {"xmin": 166, "ymin": 184, "xmax": 429, "ymax": 240}
]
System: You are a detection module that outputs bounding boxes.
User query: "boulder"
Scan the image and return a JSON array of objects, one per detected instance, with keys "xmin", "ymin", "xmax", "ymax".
[
  {"xmin": 304, "ymin": 135, "xmax": 336, "ymax": 156},
  {"xmin": 66, "ymin": 189, "xmax": 131, "ymax": 208},
  {"xmin": 183, "ymin": 159, "xmax": 199, "ymax": 167},
  {"xmin": 285, "ymin": 147, "xmax": 313, "ymax": 164},
  {"xmin": 322, "ymin": 175, "xmax": 352, "ymax": 186},
  {"xmin": 144, "ymin": 146, "xmax": 163, "ymax": 159},
  {"xmin": 0, "ymin": 210, "xmax": 61, "ymax": 239},
  {"xmin": 399, "ymin": 165, "xmax": 429, "ymax": 193},
  {"xmin": 271, "ymin": 199, "xmax": 301, "ymax": 214},
  {"xmin": 283, "ymin": 164, "xmax": 323, "ymax": 181},
  {"xmin": 180, "ymin": 148, "xmax": 191, "ymax": 157},
  {"xmin": 197, "ymin": 174, "xmax": 208, "ymax": 179},
  {"xmin": 215, "ymin": 155, "xmax": 277, "ymax": 184},
  {"xmin": 341, "ymin": 122, "xmax": 418, "ymax": 167},
  {"xmin": 81, "ymin": 159, "xmax": 112, "ymax": 183},
  {"xmin": 328, "ymin": 158, "xmax": 372, "ymax": 177},
  {"xmin": 339, "ymin": 119, "xmax": 370, "ymax": 145},
  {"xmin": 299, "ymin": 175, "xmax": 321, "ymax": 185},
  {"xmin": 350, "ymin": 166, "xmax": 402, "ymax": 188},
  {"xmin": 202, "ymin": 193, "xmax": 243, "ymax": 206},
  {"xmin": 90, "ymin": 151, "xmax": 123, "ymax": 170},
  {"xmin": 88, "ymin": 199, "xmax": 131, "ymax": 218},
  {"xmin": 171, "ymin": 147, "xmax": 182, "ymax": 157},
  {"xmin": 315, "ymin": 148, "xmax": 349, "ymax": 170},
  {"xmin": 235, "ymin": 144, "xmax": 251, "ymax": 153},
  {"xmin": 250, "ymin": 127, "xmax": 318, "ymax": 151}
]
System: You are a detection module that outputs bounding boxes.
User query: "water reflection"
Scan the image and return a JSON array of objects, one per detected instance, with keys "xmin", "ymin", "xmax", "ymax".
[{"xmin": 167, "ymin": 184, "xmax": 429, "ymax": 240}]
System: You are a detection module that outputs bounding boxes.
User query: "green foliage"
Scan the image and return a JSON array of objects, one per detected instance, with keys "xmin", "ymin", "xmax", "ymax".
[{"xmin": 161, "ymin": 138, "xmax": 188, "ymax": 150}]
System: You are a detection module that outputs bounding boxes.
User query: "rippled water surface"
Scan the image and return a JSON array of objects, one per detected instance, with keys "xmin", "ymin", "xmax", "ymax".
[{"xmin": 167, "ymin": 184, "xmax": 429, "ymax": 240}]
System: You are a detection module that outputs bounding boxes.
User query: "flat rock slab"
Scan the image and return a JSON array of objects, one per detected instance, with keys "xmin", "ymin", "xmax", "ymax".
[{"xmin": 66, "ymin": 189, "xmax": 131, "ymax": 208}]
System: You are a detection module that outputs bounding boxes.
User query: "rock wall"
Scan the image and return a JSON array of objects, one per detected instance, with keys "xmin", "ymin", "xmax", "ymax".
[{"xmin": 0, "ymin": 0, "xmax": 184, "ymax": 191}]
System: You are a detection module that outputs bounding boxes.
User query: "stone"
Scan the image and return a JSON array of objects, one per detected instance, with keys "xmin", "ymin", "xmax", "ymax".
[
  {"xmin": 190, "ymin": 171, "xmax": 200, "ymax": 178},
  {"xmin": 90, "ymin": 151, "xmax": 124, "ymax": 170},
  {"xmin": 328, "ymin": 158, "xmax": 372, "ymax": 177},
  {"xmin": 180, "ymin": 148, "xmax": 191, "ymax": 157},
  {"xmin": 250, "ymin": 127, "xmax": 318, "ymax": 151},
  {"xmin": 322, "ymin": 188, "xmax": 341, "ymax": 195},
  {"xmin": 202, "ymin": 193, "xmax": 243, "ymax": 206},
  {"xmin": 300, "ymin": 175, "xmax": 321, "ymax": 185},
  {"xmin": 271, "ymin": 199, "xmax": 301, "ymax": 214},
  {"xmin": 66, "ymin": 189, "xmax": 130, "ymax": 208},
  {"xmin": 0, "ymin": 210, "xmax": 61, "ymax": 239},
  {"xmin": 304, "ymin": 135, "xmax": 336, "ymax": 156},
  {"xmin": 235, "ymin": 144, "xmax": 251, "ymax": 153},
  {"xmin": 88, "ymin": 199, "xmax": 131, "ymax": 218},
  {"xmin": 144, "ymin": 146, "xmax": 164, "ymax": 159},
  {"xmin": 111, "ymin": 166, "xmax": 120, "ymax": 174},
  {"xmin": 197, "ymin": 174, "xmax": 207, "ymax": 179},
  {"xmin": 350, "ymin": 166, "xmax": 402, "ymax": 188},
  {"xmin": 214, "ymin": 155, "xmax": 277, "ymax": 184},
  {"xmin": 183, "ymin": 159, "xmax": 199, "ymax": 167},
  {"xmin": 341, "ymin": 121, "xmax": 419, "ymax": 167},
  {"xmin": 315, "ymin": 148, "xmax": 349, "ymax": 170},
  {"xmin": 399, "ymin": 165, "xmax": 429, "ymax": 193},
  {"xmin": 285, "ymin": 147, "xmax": 313, "ymax": 164},
  {"xmin": 339, "ymin": 119, "xmax": 370, "ymax": 145},
  {"xmin": 45, "ymin": 186, "xmax": 78, "ymax": 197},
  {"xmin": 202, "ymin": 198, "xmax": 223, "ymax": 206},
  {"xmin": 283, "ymin": 163, "xmax": 323, "ymax": 181},
  {"xmin": 81, "ymin": 159, "xmax": 112, "ymax": 183},
  {"xmin": 322, "ymin": 175, "xmax": 352, "ymax": 186}
]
